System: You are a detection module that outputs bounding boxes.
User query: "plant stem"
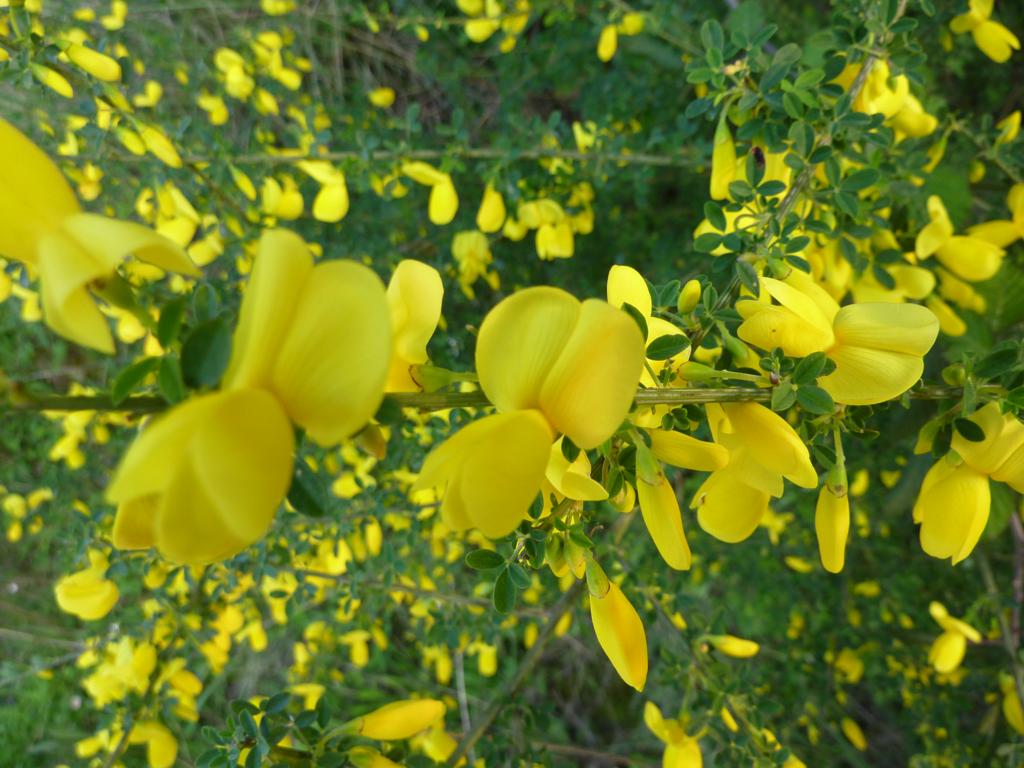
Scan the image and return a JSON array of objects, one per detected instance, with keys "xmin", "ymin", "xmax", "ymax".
[
  {"xmin": 446, "ymin": 580, "xmax": 584, "ymax": 765},
  {"xmin": 5, "ymin": 383, "xmax": 1000, "ymax": 414}
]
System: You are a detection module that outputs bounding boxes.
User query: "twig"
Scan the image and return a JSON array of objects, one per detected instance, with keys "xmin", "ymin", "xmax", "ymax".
[
  {"xmin": 978, "ymin": 550, "xmax": 1024, "ymax": 715},
  {"xmin": 1011, "ymin": 512, "xmax": 1024, "ymax": 647},
  {"xmin": 4, "ymin": 384, "xmax": 1000, "ymax": 414},
  {"xmin": 446, "ymin": 581, "xmax": 585, "ymax": 765},
  {"xmin": 454, "ymin": 651, "xmax": 477, "ymax": 765}
]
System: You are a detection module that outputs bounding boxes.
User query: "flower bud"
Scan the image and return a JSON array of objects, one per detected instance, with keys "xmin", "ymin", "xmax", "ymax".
[{"xmin": 677, "ymin": 279, "xmax": 701, "ymax": 313}]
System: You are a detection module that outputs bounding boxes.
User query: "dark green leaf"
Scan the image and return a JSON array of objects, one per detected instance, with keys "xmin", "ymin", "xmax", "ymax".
[
  {"xmin": 158, "ymin": 356, "xmax": 186, "ymax": 404},
  {"xmin": 465, "ymin": 549, "xmax": 505, "ymax": 570},
  {"xmin": 792, "ymin": 352, "xmax": 829, "ymax": 385},
  {"xmin": 493, "ymin": 569, "xmax": 515, "ymax": 614},
  {"xmin": 954, "ymin": 417, "xmax": 986, "ymax": 442},
  {"xmin": 181, "ymin": 315, "xmax": 233, "ymax": 389},
  {"xmin": 797, "ymin": 385, "xmax": 835, "ymax": 414},
  {"xmin": 156, "ymin": 297, "xmax": 188, "ymax": 348},
  {"xmin": 621, "ymin": 303, "xmax": 648, "ymax": 340},
  {"xmin": 111, "ymin": 357, "xmax": 160, "ymax": 405},
  {"xmin": 841, "ymin": 168, "xmax": 880, "ymax": 192},
  {"xmin": 646, "ymin": 334, "xmax": 691, "ymax": 360},
  {"xmin": 287, "ymin": 463, "xmax": 328, "ymax": 518},
  {"xmin": 772, "ymin": 382, "xmax": 797, "ymax": 411},
  {"xmin": 694, "ymin": 232, "xmax": 723, "ymax": 252}
]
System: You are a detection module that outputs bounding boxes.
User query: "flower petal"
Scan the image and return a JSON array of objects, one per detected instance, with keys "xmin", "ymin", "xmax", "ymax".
[
  {"xmin": 270, "ymin": 260, "xmax": 392, "ymax": 445},
  {"xmin": 476, "ymin": 286, "xmax": 580, "ymax": 412},
  {"xmin": 637, "ymin": 474, "xmax": 692, "ymax": 570},
  {"xmin": 0, "ymin": 118, "xmax": 80, "ymax": 267},
  {"xmin": 223, "ymin": 228, "xmax": 314, "ymax": 390},
  {"xmin": 692, "ymin": 470, "xmax": 771, "ymax": 543},
  {"xmin": 62, "ymin": 212, "xmax": 199, "ymax": 276},
  {"xmin": 155, "ymin": 389, "xmax": 294, "ymax": 564},
  {"xmin": 606, "ymin": 265, "xmax": 652, "ymax": 318},
  {"xmin": 820, "ymin": 346, "xmax": 924, "ymax": 405},
  {"xmin": 915, "ymin": 461, "xmax": 990, "ymax": 564},
  {"xmin": 539, "ymin": 299, "xmax": 645, "ymax": 448},
  {"xmin": 815, "ymin": 487, "xmax": 850, "ymax": 573},
  {"xmin": 831, "ymin": 302, "xmax": 939, "ymax": 356},
  {"xmin": 386, "ymin": 259, "xmax": 443, "ymax": 391},
  {"xmin": 590, "ymin": 581, "xmax": 648, "ymax": 691},
  {"xmin": 648, "ymin": 429, "xmax": 729, "ymax": 471}
]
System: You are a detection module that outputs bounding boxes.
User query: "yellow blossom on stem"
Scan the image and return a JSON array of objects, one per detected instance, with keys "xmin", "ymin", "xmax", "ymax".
[
  {"xmin": 927, "ymin": 601, "xmax": 981, "ymax": 672},
  {"xmin": 950, "ymin": 0, "xmax": 1020, "ymax": 63},
  {"xmin": 0, "ymin": 119, "xmax": 198, "ymax": 352},
  {"xmin": 736, "ymin": 270, "xmax": 939, "ymax": 405},
  {"xmin": 54, "ymin": 549, "xmax": 119, "ymax": 620}
]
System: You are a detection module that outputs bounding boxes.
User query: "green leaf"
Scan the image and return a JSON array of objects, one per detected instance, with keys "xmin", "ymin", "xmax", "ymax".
[
  {"xmin": 111, "ymin": 357, "xmax": 160, "ymax": 405},
  {"xmin": 954, "ymin": 417, "xmax": 986, "ymax": 442},
  {"xmin": 694, "ymin": 232, "xmax": 723, "ymax": 252},
  {"xmin": 796, "ymin": 385, "xmax": 835, "ymax": 415},
  {"xmin": 192, "ymin": 283, "xmax": 220, "ymax": 323},
  {"xmin": 287, "ymin": 463, "xmax": 328, "ymax": 517},
  {"xmin": 758, "ymin": 180, "xmax": 787, "ymax": 196},
  {"xmin": 771, "ymin": 382, "xmax": 797, "ymax": 411},
  {"xmin": 621, "ymin": 303, "xmax": 648, "ymax": 340},
  {"xmin": 735, "ymin": 260, "xmax": 759, "ymax": 295},
  {"xmin": 508, "ymin": 563, "xmax": 531, "ymax": 589},
  {"xmin": 465, "ymin": 549, "xmax": 505, "ymax": 570},
  {"xmin": 646, "ymin": 334, "xmax": 690, "ymax": 360},
  {"xmin": 791, "ymin": 352, "xmax": 829, "ymax": 385},
  {"xmin": 181, "ymin": 315, "xmax": 233, "ymax": 389},
  {"xmin": 493, "ymin": 569, "xmax": 516, "ymax": 614},
  {"xmin": 158, "ymin": 356, "xmax": 186, "ymax": 404},
  {"xmin": 262, "ymin": 692, "xmax": 291, "ymax": 715},
  {"xmin": 974, "ymin": 346, "xmax": 1020, "ymax": 379},
  {"xmin": 704, "ymin": 201, "xmax": 727, "ymax": 231},
  {"xmin": 841, "ymin": 168, "xmax": 880, "ymax": 192},
  {"xmin": 156, "ymin": 297, "xmax": 188, "ymax": 348}
]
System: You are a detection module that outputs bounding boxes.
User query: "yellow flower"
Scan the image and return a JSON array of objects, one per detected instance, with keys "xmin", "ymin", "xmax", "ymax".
[
  {"xmin": 386, "ymin": 260, "xmax": 444, "ymax": 392},
  {"xmin": 950, "ymin": 0, "xmax": 1020, "ymax": 62},
  {"xmin": 736, "ymin": 270, "xmax": 939, "ymax": 405},
  {"xmin": 346, "ymin": 698, "xmax": 446, "ymax": 740},
  {"xmin": 710, "ymin": 117, "xmax": 737, "ymax": 200},
  {"xmin": 222, "ymin": 229, "xmax": 393, "ymax": 445},
  {"xmin": 111, "ymin": 230, "xmax": 393, "ymax": 563},
  {"xmin": 644, "ymin": 702, "xmax": 703, "ymax": 767},
  {"xmin": 297, "ymin": 161, "xmax": 349, "ymax": 223},
  {"xmin": 108, "ymin": 388, "xmax": 295, "ymax": 564},
  {"xmin": 54, "ymin": 549, "xmax": 119, "ymax": 620},
  {"xmin": 368, "ymin": 86, "xmax": 396, "ymax": 108},
  {"xmin": 927, "ymin": 601, "xmax": 981, "ymax": 673},
  {"xmin": 913, "ymin": 458, "xmax": 989, "ymax": 565},
  {"xmin": 916, "ymin": 195, "xmax": 1005, "ymax": 281},
  {"xmin": 0, "ymin": 119, "xmax": 198, "ymax": 352},
  {"xmin": 840, "ymin": 717, "xmax": 868, "ymax": 751},
  {"xmin": 415, "ymin": 410, "xmax": 553, "ymax": 537},
  {"xmin": 590, "ymin": 578, "xmax": 648, "ymax": 691},
  {"xmin": 416, "ymin": 286, "xmax": 643, "ymax": 537},
  {"xmin": 401, "ymin": 161, "xmax": 458, "ymax": 225},
  {"xmin": 476, "ymin": 286, "xmax": 644, "ymax": 449},
  {"xmin": 65, "ymin": 43, "xmax": 122, "ymax": 82},
  {"xmin": 30, "ymin": 64, "xmax": 74, "ymax": 98},
  {"xmin": 476, "ymin": 183, "xmax": 506, "ymax": 233},
  {"xmin": 1002, "ymin": 675, "xmax": 1024, "ymax": 734},
  {"xmin": 915, "ymin": 403, "xmax": 1024, "ymax": 563},
  {"xmin": 692, "ymin": 403, "xmax": 817, "ymax": 542},
  {"xmin": 815, "ymin": 485, "xmax": 850, "ymax": 573},
  {"xmin": 597, "ymin": 24, "xmax": 618, "ymax": 62},
  {"xmin": 707, "ymin": 634, "xmax": 760, "ymax": 658},
  {"xmin": 969, "ymin": 182, "xmax": 1024, "ymax": 248},
  {"xmin": 127, "ymin": 721, "xmax": 177, "ymax": 768}
]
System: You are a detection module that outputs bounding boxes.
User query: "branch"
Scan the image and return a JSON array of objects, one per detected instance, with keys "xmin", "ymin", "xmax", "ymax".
[
  {"xmin": 5, "ymin": 384, "xmax": 999, "ymax": 414},
  {"xmin": 446, "ymin": 580, "xmax": 584, "ymax": 765}
]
